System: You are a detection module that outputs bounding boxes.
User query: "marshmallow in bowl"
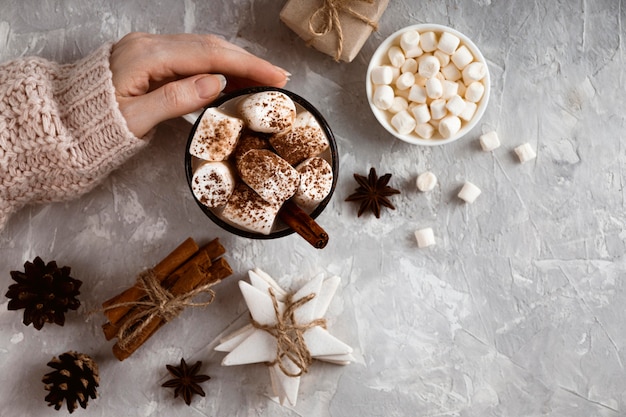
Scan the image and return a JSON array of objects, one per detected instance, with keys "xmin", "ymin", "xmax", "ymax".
[
  {"xmin": 371, "ymin": 65, "xmax": 395, "ymax": 84},
  {"xmin": 237, "ymin": 149, "xmax": 300, "ymax": 205},
  {"xmin": 368, "ymin": 26, "xmax": 489, "ymax": 142},
  {"xmin": 437, "ymin": 32, "xmax": 461, "ymax": 55},
  {"xmin": 373, "ymin": 85, "xmax": 395, "ymax": 110},
  {"xmin": 451, "ymin": 45, "xmax": 474, "ymax": 70},
  {"xmin": 269, "ymin": 112, "xmax": 329, "ymax": 165},
  {"xmin": 221, "ymin": 183, "xmax": 282, "ymax": 235},
  {"xmin": 400, "ymin": 30, "xmax": 420, "ymax": 54},
  {"xmin": 418, "ymin": 55, "xmax": 441, "ymax": 78},
  {"xmin": 390, "ymin": 110, "xmax": 416, "ymax": 135},
  {"xmin": 189, "ymin": 108, "xmax": 244, "ymax": 161},
  {"xmin": 191, "ymin": 161, "xmax": 236, "ymax": 208},
  {"xmin": 238, "ymin": 91, "xmax": 296, "ymax": 133},
  {"xmin": 438, "ymin": 116, "xmax": 461, "ymax": 138},
  {"xmin": 462, "ymin": 62, "xmax": 487, "ymax": 84},
  {"xmin": 293, "ymin": 157, "xmax": 333, "ymax": 209}
]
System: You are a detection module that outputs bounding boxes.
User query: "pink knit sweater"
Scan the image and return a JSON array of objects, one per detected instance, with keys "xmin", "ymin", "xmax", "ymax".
[{"xmin": 0, "ymin": 43, "xmax": 149, "ymax": 230}]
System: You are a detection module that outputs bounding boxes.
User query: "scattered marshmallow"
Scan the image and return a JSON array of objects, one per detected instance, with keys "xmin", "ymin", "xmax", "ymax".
[
  {"xmin": 416, "ymin": 171, "xmax": 437, "ymax": 192},
  {"xmin": 388, "ymin": 46, "xmax": 406, "ymax": 67},
  {"xmin": 390, "ymin": 110, "xmax": 417, "ymax": 135},
  {"xmin": 437, "ymin": 31, "xmax": 461, "ymax": 55},
  {"xmin": 373, "ymin": 85, "xmax": 395, "ymax": 110},
  {"xmin": 458, "ymin": 181, "xmax": 481, "ymax": 203},
  {"xmin": 451, "ymin": 45, "xmax": 474, "ymax": 70},
  {"xmin": 514, "ymin": 143, "xmax": 537, "ymax": 163},
  {"xmin": 438, "ymin": 116, "xmax": 462, "ymax": 138},
  {"xmin": 371, "ymin": 65, "xmax": 394, "ymax": 84},
  {"xmin": 479, "ymin": 131, "xmax": 501, "ymax": 151},
  {"xmin": 418, "ymin": 55, "xmax": 441, "ymax": 78},
  {"xmin": 414, "ymin": 227, "xmax": 436, "ymax": 248},
  {"xmin": 420, "ymin": 31, "xmax": 438, "ymax": 52}
]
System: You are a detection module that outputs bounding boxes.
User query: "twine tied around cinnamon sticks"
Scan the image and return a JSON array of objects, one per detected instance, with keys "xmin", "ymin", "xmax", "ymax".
[
  {"xmin": 101, "ymin": 238, "xmax": 233, "ymax": 361},
  {"xmin": 103, "ymin": 268, "xmax": 217, "ymax": 351},
  {"xmin": 308, "ymin": 0, "xmax": 378, "ymax": 61},
  {"xmin": 251, "ymin": 288, "xmax": 327, "ymax": 377}
]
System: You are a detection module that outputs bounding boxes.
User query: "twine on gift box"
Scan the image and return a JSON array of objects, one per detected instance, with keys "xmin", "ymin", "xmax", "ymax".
[
  {"xmin": 251, "ymin": 287, "xmax": 327, "ymax": 377},
  {"xmin": 308, "ymin": 0, "xmax": 379, "ymax": 61},
  {"xmin": 104, "ymin": 269, "xmax": 217, "ymax": 351}
]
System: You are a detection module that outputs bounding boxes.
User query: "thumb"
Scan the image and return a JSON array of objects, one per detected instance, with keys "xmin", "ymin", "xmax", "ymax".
[{"xmin": 121, "ymin": 74, "xmax": 226, "ymax": 137}]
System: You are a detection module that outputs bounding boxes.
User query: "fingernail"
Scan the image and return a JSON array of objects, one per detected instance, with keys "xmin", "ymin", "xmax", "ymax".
[
  {"xmin": 214, "ymin": 74, "xmax": 227, "ymax": 90},
  {"xmin": 274, "ymin": 65, "xmax": 292, "ymax": 78},
  {"xmin": 195, "ymin": 74, "xmax": 227, "ymax": 99}
]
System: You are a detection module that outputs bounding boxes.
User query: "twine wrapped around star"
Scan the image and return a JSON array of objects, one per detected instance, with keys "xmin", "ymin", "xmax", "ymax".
[
  {"xmin": 308, "ymin": 0, "xmax": 379, "ymax": 61},
  {"xmin": 104, "ymin": 269, "xmax": 217, "ymax": 351},
  {"xmin": 251, "ymin": 288, "xmax": 327, "ymax": 377}
]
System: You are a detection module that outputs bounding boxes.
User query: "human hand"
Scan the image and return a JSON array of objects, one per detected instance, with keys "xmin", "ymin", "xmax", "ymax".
[{"xmin": 110, "ymin": 32, "xmax": 290, "ymax": 138}]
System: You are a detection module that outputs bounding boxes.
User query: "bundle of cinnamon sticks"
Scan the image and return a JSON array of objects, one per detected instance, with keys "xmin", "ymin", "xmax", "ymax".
[{"xmin": 101, "ymin": 237, "xmax": 233, "ymax": 361}]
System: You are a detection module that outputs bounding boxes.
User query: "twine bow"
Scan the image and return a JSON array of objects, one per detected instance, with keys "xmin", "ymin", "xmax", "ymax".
[
  {"xmin": 251, "ymin": 288, "xmax": 327, "ymax": 377},
  {"xmin": 104, "ymin": 269, "xmax": 217, "ymax": 351},
  {"xmin": 308, "ymin": 0, "xmax": 379, "ymax": 61}
]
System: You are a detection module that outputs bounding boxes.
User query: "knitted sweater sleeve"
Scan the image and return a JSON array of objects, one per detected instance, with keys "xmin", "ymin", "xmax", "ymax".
[{"xmin": 0, "ymin": 43, "xmax": 150, "ymax": 229}]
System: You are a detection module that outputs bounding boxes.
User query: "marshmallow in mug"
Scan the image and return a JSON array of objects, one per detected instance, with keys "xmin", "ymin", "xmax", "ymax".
[
  {"xmin": 238, "ymin": 91, "xmax": 296, "ymax": 133},
  {"xmin": 190, "ymin": 91, "xmax": 333, "ymax": 235},
  {"xmin": 370, "ymin": 27, "xmax": 488, "ymax": 140},
  {"xmin": 191, "ymin": 161, "xmax": 237, "ymax": 207},
  {"xmin": 293, "ymin": 157, "xmax": 333, "ymax": 209},
  {"xmin": 189, "ymin": 108, "xmax": 244, "ymax": 161}
]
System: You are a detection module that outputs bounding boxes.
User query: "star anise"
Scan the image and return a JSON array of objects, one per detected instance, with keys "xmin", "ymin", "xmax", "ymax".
[
  {"xmin": 346, "ymin": 167, "xmax": 401, "ymax": 218},
  {"xmin": 162, "ymin": 358, "xmax": 210, "ymax": 406}
]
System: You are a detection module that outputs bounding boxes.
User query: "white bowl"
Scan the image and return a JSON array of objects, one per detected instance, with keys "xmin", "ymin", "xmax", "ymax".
[{"xmin": 366, "ymin": 24, "xmax": 490, "ymax": 146}]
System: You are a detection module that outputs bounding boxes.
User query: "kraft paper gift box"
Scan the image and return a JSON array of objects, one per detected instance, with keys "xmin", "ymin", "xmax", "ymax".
[{"xmin": 280, "ymin": 0, "xmax": 389, "ymax": 62}]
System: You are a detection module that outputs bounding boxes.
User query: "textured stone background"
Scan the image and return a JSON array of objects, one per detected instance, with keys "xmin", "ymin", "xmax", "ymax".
[{"xmin": 1, "ymin": 0, "xmax": 625, "ymax": 416}]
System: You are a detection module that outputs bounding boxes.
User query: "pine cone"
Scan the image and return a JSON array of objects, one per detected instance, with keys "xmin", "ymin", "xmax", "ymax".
[
  {"xmin": 5, "ymin": 257, "xmax": 82, "ymax": 330},
  {"xmin": 42, "ymin": 351, "xmax": 100, "ymax": 413}
]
